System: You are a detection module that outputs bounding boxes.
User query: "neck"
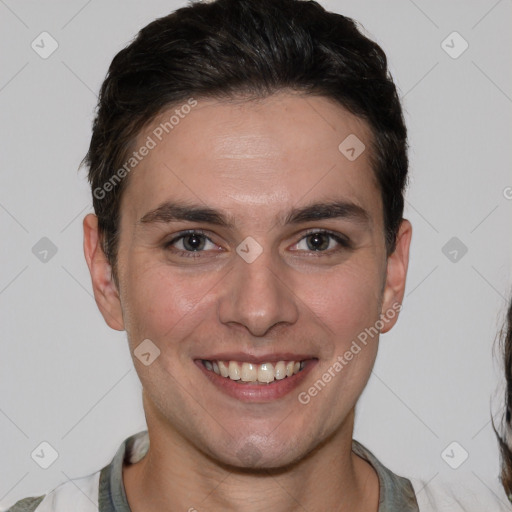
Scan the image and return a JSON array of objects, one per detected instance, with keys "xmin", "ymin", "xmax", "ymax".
[{"xmin": 123, "ymin": 401, "xmax": 379, "ymax": 512}]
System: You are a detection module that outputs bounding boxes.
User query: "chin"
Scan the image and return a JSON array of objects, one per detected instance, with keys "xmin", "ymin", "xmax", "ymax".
[{"xmin": 201, "ymin": 433, "xmax": 309, "ymax": 472}]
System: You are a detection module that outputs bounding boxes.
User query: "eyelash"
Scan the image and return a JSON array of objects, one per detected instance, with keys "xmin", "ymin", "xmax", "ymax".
[{"xmin": 163, "ymin": 229, "xmax": 351, "ymax": 259}]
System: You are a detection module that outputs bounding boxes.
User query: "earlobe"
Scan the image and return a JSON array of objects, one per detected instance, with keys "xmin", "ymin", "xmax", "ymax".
[
  {"xmin": 83, "ymin": 213, "xmax": 125, "ymax": 331},
  {"xmin": 380, "ymin": 219, "xmax": 412, "ymax": 334}
]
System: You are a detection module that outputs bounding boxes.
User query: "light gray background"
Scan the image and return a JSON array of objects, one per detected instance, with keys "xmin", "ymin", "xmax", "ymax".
[{"xmin": 1, "ymin": 0, "xmax": 511, "ymax": 508}]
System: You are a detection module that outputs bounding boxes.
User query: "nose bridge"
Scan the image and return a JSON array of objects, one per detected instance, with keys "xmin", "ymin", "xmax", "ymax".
[{"xmin": 218, "ymin": 241, "xmax": 299, "ymax": 336}]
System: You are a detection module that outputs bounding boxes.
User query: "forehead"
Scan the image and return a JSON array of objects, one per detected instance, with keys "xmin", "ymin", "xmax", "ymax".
[{"xmin": 120, "ymin": 92, "xmax": 381, "ymax": 229}]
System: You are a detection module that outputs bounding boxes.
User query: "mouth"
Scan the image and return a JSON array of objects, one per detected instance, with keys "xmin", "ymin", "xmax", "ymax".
[
  {"xmin": 200, "ymin": 359, "xmax": 307, "ymax": 384},
  {"xmin": 195, "ymin": 356, "xmax": 317, "ymax": 402}
]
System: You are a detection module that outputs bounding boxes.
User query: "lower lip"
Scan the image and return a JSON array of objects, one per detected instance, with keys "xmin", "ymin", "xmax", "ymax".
[{"xmin": 195, "ymin": 360, "xmax": 317, "ymax": 402}]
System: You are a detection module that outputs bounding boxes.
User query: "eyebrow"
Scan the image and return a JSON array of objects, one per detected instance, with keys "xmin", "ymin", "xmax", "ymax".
[{"xmin": 138, "ymin": 199, "xmax": 370, "ymax": 228}]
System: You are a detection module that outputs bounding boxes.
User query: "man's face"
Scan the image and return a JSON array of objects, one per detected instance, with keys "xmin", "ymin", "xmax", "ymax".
[{"xmin": 86, "ymin": 92, "xmax": 410, "ymax": 468}]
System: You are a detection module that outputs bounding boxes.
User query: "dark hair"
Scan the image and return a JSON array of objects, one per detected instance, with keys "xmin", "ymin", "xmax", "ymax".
[
  {"xmin": 495, "ymin": 296, "xmax": 512, "ymax": 501},
  {"xmin": 83, "ymin": 0, "xmax": 408, "ymax": 281}
]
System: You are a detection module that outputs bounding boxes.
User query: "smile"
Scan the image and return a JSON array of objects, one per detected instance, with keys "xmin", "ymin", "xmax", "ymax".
[
  {"xmin": 195, "ymin": 354, "xmax": 318, "ymax": 402},
  {"xmin": 201, "ymin": 359, "xmax": 306, "ymax": 384}
]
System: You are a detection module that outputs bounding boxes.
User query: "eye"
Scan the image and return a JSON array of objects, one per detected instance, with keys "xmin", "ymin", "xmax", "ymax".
[
  {"xmin": 164, "ymin": 229, "xmax": 351, "ymax": 260},
  {"xmin": 164, "ymin": 230, "xmax": 221, "ymax": 258},
  {"xmin": 290, "ymin": 230, "xmax": 351, "ymax": 254}
]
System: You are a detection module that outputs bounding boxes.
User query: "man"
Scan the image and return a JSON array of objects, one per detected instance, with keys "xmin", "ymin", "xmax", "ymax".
[{"xmin": 6, "ymin": 0, "xmax": 510, "ymax": 510}]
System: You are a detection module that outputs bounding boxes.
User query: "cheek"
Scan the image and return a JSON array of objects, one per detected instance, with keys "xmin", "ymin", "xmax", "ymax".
[
  {"xmin": 305, "ymin": 259, "xmax": 383, "ymax": 340},
  {"xmin": 300, "ymin": 264, "xmax": 382, "ymax": 410},
  {"xmin": 120, "ymin": 257, "xmax": 211, "ymax": 346},
  {"xmin": 119, "ymin": 262, "xmax": 216, "ymax": 404}
]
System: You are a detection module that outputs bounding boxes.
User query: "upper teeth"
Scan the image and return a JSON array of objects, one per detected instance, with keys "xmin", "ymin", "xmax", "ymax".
[{"xmin": 203, "ymin": 360, "xmax": 304, "ymax": 383}]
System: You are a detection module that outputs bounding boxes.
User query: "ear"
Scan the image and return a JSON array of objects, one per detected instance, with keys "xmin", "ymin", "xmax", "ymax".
[
  {"xmin": 83, "ymin": 213, "xmax": 125, "ymax": 331},
  {"xmin": 380, "ymin": 219, "xmax": 412, "ymax": 334}
]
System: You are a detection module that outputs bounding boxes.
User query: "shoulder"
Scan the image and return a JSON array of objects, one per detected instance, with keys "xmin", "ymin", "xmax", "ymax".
[
  {"xmin": 410, "ymin": 475, "xmax": 512, "ymax": 511},
  {"xmin": 3, "ymin": 496, "xmax": 45, "ymax": 512},
  {"xmin": 2, "ymin": 471, "xmax": 101, "ymax": 512},
  {"xmin": 2, "ymin": 431, "xmax": 144, "ymax": 512}
]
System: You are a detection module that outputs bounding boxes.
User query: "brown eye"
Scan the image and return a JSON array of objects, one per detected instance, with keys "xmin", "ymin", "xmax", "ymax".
[
  {"xmin": 164, "ymin": 230, "xmax": 220, "ymax": 258},
  {"xmin": 291, "ymin": 230, "xmax": 351, "ymax": 254}
]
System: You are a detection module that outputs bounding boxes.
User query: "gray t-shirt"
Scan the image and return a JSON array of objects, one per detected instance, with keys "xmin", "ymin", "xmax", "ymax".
[{"xmin": 6, "ymin": 430, "xmax": 419, "ymax": 511}]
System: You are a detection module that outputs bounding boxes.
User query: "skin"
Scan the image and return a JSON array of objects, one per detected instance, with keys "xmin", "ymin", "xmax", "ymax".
[{"xmin": 83, "ymin": 91, "xmax": 412, "ymax": 512}]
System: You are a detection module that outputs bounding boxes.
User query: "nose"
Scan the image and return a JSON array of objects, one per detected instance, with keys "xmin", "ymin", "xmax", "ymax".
[{"xmin": 217, "ymin": 245, "xmax": 299, "ymax": 337}]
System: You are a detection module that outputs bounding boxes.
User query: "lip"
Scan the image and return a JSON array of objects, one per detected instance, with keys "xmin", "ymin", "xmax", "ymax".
[
  {"xmin": 198, "ymin": 352, "xmax": 316, "ymax": 364},
  {"xmin": 194, "ymin": 357, "xmax": 318, "ymax": 403}
]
